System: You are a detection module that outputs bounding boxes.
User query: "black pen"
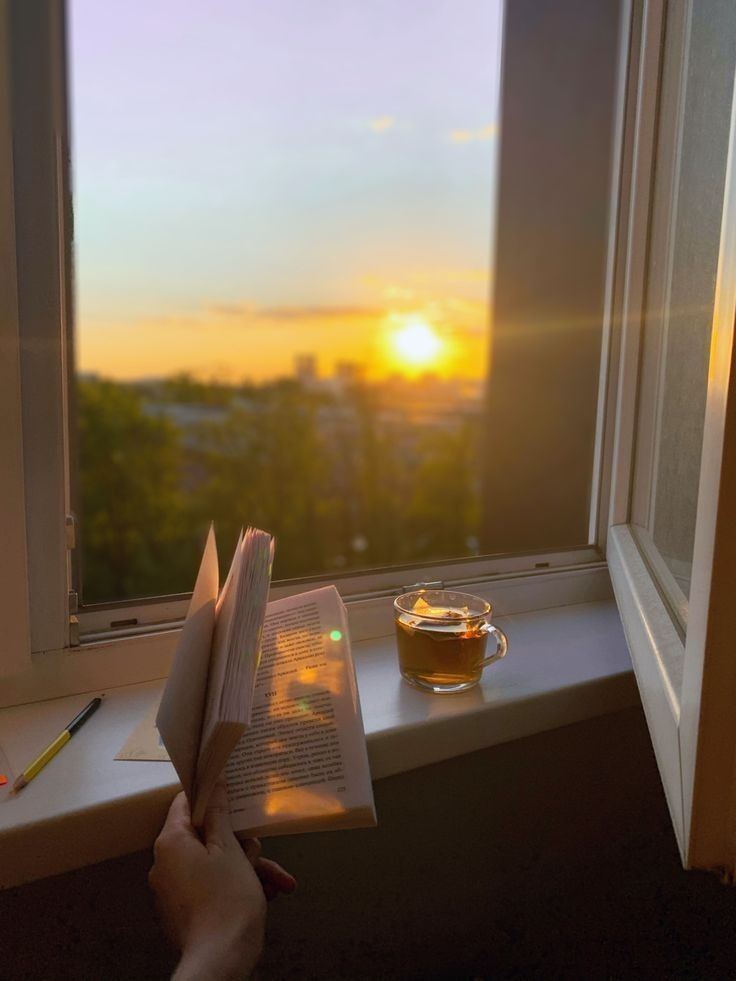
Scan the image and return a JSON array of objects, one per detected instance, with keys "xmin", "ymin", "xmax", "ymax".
[{"xmin": 12, "ymin": 696, "xmax": 103, "ymax": 793}]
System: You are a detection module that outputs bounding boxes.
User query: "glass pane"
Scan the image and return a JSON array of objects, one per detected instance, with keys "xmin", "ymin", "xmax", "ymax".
[
  {"xmin": 637, "ymin": 1, "xmax": 736, "ymax": 607},
  {"xmin": 69, "ymin": 0, "xmax": 503, "ymax": 603}
]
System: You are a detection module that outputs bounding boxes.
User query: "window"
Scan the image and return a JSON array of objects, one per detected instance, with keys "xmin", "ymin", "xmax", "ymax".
[
  {"xmin": 55, "ymin": 0, "xmax": 618, "ymax": 639},
  {"xmin": 67, "ymin": 0, "xmax": 506, "ymax": 606},
  {"xmin": 607, "ymin": 0, "xmax": 736, "ymax": 873},
  {"xmin": 629, "ymin": 0, "xmax": 734, "ymax": 630},
  {"xmin": 5, "ymin": 0, "xmax": 736, "ymax": 880},
  {"xmin": 2, "ymin": 0, "xmax": 622, "ymax": 688},
  {"xmin": 1, "ymin": 4, "xmax": 625, "ymax": 649}
]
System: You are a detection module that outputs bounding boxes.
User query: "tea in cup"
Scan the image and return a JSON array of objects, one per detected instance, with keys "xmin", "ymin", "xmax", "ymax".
[{"xmin": 394, "ymin": 589, "xmax": 508, "ymax": 693}]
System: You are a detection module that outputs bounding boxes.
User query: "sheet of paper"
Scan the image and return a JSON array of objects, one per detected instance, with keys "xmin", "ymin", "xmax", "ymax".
[{"xmin": 115, "ymin": 699, "xmax": 171, "ymax": 762}]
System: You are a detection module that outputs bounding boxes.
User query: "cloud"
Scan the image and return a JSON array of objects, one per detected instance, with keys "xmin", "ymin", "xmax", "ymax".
[
  {"xmin": 362, "ymin": 268, "xmax": 490, "ymax": 291},
  {"xmin": 369, "ymin": 115, "xmax": 395, "ymax": 133},
  {"xmin": 411, "ymin": 269, "xmax": 491, "ymax": 286},
  {"xmin": 209, "ymin": 302, "xmax": 256, "ymax": 318},
  {"xmin": 257, "ymin": 305, "xmax": 383, "ymax": 322},
  {"xmin": 383, "ymin": 286, "xmax": 416, "ymax": 301},
  {"xmin": 449, "ymin": 123, "xmax": 497, "ymax": 143},
  {"xmin": 207, "ymin": 303, "xmax": 382, "ymax": 324}
]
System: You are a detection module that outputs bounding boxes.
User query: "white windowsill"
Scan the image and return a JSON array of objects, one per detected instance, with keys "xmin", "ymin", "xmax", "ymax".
[{"xmin": 0, "ymin": 599, "xmax": 636, "ymax": 889}]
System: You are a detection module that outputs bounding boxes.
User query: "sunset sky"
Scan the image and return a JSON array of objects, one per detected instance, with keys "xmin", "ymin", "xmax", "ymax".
[{"xmin": 68, "ymin": 0, "xmax": 503, "ymax": 382}]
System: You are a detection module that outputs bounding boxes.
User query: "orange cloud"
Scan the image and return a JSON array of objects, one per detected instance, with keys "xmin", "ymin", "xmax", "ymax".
[
  {"xmin": 361, "ymin": 268, "xmax": 490, "ymax": 292},
  {"xmin": 205, "ymin": 303, "xmax": 382, "ymax": 324},
  {"xmin": 77, "ymin": 302, "xmax": 388, "ymax": 383},
  {"xmin": 369, "ymin": 115, "xmax": 395, "ymax": 132},
  {"xmin": 450, "ymin": 123, "xmax": 497, "ymax": 143},
  {"xmin": 256, "ymin": 305, "xmax": 383, "ymax": 322}
]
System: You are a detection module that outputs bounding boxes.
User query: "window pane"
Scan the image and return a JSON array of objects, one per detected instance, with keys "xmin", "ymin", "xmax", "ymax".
[
  {"xmin": 68, "ymin": 0, "xmax": 503, "ymax": 603},
  {"xmin": 635, "ymin": 1, "xmax": 736, "ymax": 610}
]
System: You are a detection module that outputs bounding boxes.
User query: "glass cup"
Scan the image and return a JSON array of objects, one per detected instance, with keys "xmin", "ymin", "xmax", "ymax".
[{"xmin": 394, "ymin": 589, "xmax": 508, "ymax": 693}]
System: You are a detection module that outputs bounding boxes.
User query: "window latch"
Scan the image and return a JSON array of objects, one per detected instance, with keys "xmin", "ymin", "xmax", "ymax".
[
  {"xmin": 65, "ymin": 513, "xmax": 76, "ymax": 550},
  {"xmin": 66, "ymin": 514, "xmax": 80, "ymax": 645},
  {"xmin": 68, "ymin": 590, "xmax": 80, "ymax": 647}
]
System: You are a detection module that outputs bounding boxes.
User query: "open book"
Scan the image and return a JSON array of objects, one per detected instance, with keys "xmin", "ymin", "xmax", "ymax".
[{"xmin": 156, "ymin": 527, "xmax": 376, "ymax": 834}]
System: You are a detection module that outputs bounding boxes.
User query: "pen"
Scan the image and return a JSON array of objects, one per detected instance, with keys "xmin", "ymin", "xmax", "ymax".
[{"xmin": 12, "ymin": 696, "xmax": 103, "ymax": 793}]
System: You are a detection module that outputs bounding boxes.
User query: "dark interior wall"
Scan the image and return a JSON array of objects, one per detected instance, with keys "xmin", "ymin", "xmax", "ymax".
[{"xmin": 1, "ymin": 707, "xmax": 735, "ymax": 980}]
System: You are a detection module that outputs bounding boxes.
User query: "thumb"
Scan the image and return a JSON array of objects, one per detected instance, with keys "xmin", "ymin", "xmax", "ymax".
[{"xmin": 203, "ymin": 779, "xmax": 236, "ymax": 850}]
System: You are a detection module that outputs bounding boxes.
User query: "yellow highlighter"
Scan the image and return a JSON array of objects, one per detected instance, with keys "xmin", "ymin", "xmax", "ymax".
[{"xmin": 12, "ymin": 697, "xmax": 103, "ymax": 793}]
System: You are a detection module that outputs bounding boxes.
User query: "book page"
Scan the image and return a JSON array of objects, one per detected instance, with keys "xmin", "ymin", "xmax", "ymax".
[
  {"xmin": 193, "ymin": 528, "xmax": 273, "ymax": 825},
  {"xmin": 225, "ymin": 586, "xmax": 375, "ymax": 836},
  {"xmin": 156, "ymin": 526, "xmax": 218, "ymax": 801},
  {"xmin": 219, "ymin": 531, "xmax": 274, "ymax": 722},
  {"xmin": 197, "ymin": 530, "xmax": 244, "ymax": 765}
]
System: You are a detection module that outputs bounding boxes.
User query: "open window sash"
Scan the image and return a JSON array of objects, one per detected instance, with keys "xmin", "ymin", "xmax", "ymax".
[{"xmin": 608, "ymin": 0, "xmax": 736, "ymax": 876}]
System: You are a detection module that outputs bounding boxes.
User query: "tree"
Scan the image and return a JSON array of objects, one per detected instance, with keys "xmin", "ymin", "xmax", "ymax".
[
  {"xmin": 405, "ymin": 419, "xmax": 480, "ymax": 561},
  {"xmin": 192, "ymin": 381, "xmax": 336, "ymax": 580},
  {"xmin": 77, "ymin": 378, "xmax": 196, "ymax": 602}
]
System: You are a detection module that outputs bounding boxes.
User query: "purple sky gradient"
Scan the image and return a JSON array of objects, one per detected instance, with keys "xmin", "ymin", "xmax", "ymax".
[{"xmin": 69, "ymin": 0, "xmax": 502, "ymax": 379}]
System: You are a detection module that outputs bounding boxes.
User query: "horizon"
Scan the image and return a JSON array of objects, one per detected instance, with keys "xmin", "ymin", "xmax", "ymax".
[{"xmin": 78, "ymin": 360, "xmax": 488, "ymax": 396}]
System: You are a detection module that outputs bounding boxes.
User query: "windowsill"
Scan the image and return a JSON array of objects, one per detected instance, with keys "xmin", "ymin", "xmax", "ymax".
[{"xmin": 0, "ymin": 599, "xmax": 636, "ymax": 889}]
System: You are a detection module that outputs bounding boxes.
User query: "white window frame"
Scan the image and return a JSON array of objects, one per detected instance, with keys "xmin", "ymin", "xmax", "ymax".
[
  {"xmin": 606, "ymin": 0, "xmax": 736, "ymax": 875},
  {"xmin": 2, "ymin": 2, "xmax": 624, "ymax": 702},
  {"xmin": 3, "ymin": 0, "xmax": 69, "ymax": 664}
]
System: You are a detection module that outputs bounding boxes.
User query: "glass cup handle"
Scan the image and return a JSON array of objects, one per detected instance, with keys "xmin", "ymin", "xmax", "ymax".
[{"xmin": 480, "ymin": 622, "xmax": 508, "ymax": 667}]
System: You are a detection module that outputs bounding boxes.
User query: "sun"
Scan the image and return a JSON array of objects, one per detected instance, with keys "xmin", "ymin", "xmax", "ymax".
[{"xmin": 389, "ymin": 318, "xmax": 444, "ymax": 370}]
